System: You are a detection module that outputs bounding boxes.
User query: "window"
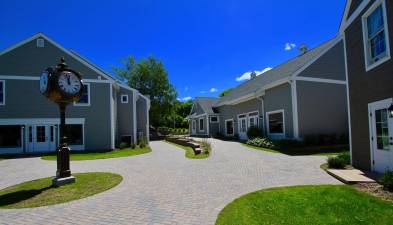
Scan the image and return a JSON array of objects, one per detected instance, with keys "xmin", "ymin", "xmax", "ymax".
[
  {"xmin": 50, "ymin": 126, "xmax": 54, "ymax": 142},
  {"xmin": 36, "ymin": 126, "xmax": 46, "ymax": 142},
  {"xmin": 121, "ymin": 94, "xmax": 129, "ymax": 103},
  {"xmin": 267, "ymin": 110, "xmax": 284, "ymax": 135},
  {"xmin": 0, "ymin": 80, "xmax": 4, "ymax": 105},
  {"xmin": 199, "ymin": 118, "xmax": 204, "ymax": 131},
  {"xmin": 0, "ymin": 125, "xmax": 21, "ymax": 148},
  {"xmin": 225, "ymin": 120, "xmax": 234, "ymax": 136},
  {"xmin": 210, "ymin": 116, "xmax": 218, "ymax": 123},
  {"xmin": 362, "ymin": 0, "xmax": 390, "ymax": 70},
  {"xmin": 248, "ymin": 112, "xmax": 259, "ymax": 128},
  {"xmin": 75, "ymin": 83, "xmax": 90, "ymax": 106},
  {"xmin": 64, "ymin": 124, "xmax": 83, "ymax": 145},
  {"xmin": 375, "ymin": 109, "xmax": 390, "ymax": 150},
  {"xmin": 36, "ymin": 38, "xmax": 45, "ymax": 47},
  {"xmin": 28, "ymin": 126, "xmax": 33, "ymax": 143}
]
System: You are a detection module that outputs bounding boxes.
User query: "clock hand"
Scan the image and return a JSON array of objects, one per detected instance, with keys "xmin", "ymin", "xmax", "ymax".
[{"xmin": 67, "ymin": 75, "xmax": 71, "ymax": 85}]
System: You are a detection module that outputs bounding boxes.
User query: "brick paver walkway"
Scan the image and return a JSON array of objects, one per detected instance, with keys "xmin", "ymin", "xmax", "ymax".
[{"xmin": 0, "ymin": 139, "xmax": 341, "ymax": 225}]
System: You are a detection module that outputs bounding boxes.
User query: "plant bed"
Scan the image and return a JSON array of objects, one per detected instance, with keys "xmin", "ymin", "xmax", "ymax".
[
  {"xmin": 354, "ymin": 183, "xmax": 393, "ymax": 203},
  {"xmin": 41, "ymin": 147, "xmax": 151, "ymax": 161},
  {"xmin": 164, "ymin": 140, "xmax": 210, "ymax": 159},
  {"xmin": 243, "ymin": 143, "xmax": 348, "ymax": 156},
  {"xmin": 0, "ymin": 172, "xmax": 122, "ymax": 209},
  {"xmin": 216, "ymin": 185, "xmax": 393, "ymax": 225}
]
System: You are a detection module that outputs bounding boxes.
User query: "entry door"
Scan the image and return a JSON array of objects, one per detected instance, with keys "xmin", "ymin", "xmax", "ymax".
[
  {"xmin": 369, "ymin": 99, "xmax": 393, "ymax": 173},
  {"xmin": 27, "ymin": 125, "xmax": 56, "ymax": 152},
  {"xmin": 238, "ymin": 116, "xmax": 248, "ymax": 140}
]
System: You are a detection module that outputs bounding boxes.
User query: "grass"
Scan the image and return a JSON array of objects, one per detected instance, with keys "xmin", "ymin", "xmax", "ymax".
[
  {"xmin": 164, "ymin": 141, "xmax": 209, "ymax": 159},
  {"xmin": 242, "ymin": 143, "xmax": 348, "ymax": 156},
  {"xmin": 0, "ymin": 172, "xmax": 122, "ymax": 209},
  {"xmin": 41, "ymin": 147, "xmax": 151, "ymax": 161},
  {"xmin": 216, "ymin": 185, "xmax": 393, "ymax": 225}
]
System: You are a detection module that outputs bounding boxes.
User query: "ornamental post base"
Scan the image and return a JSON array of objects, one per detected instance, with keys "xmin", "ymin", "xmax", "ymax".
[{"xmin": 52, "ymin": 176, "xmax": 75, "ymax": 187}]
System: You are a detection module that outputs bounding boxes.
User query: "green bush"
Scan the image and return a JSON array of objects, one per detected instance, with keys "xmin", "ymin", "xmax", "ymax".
[
  {"xmin": 247, "ymin": 127, "xmax": 262, "ymax": 139},
  {"xmin": 138, "ymin": 137, "xmax": 147, "ymax": 148},
  {"xmin": 130, "ymin": 143, "xmax": 136, "ymax": 149},
  {"xmin": 337, "ymin": 152, "xmax": 350, "ymax": 165},
  {"xmin": 379, "ymin": 170, "xmax": 393, "ymax": 191},
  {"xmin": 119, "ymin": 142, "xmax": 129, "ymax": 149},
  {"xmin": 246, "ymin": 138, "xmax": 275, "ymax": 149},
  {"xmin": 327, "ymin": 156, "xmax": 346, "ymax": 169}
]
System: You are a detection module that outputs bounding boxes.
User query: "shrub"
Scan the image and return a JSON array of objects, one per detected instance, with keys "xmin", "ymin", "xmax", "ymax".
[
  {"xmin": 119, "ymin": 142, "xmax": 129, "ymax": 149},
  {"xmin": 247, "ymin": 127, "xmax": 262, "ymax": 139},
  {"xmin": 246, "ymin": 138, "xmax": 275, "ymax": 149},
  {"xmin": 130, "ymin": 143, "xmax": 136, "ymax": 149},
  {"xmin": 379, "ymin": 170, "xmax": 393, "ymax": 191},
  {"xmin": 337, "ymin": 152, "xmax": 350, "ymax": 165},
  {"xmin": 138, "ymin": 137, "xmax": 148, "ymax": 148},
  {"xmin": 327, "ymin": 156, "xmax": 346, "ymax": 169},
  {"xmin": 200, "ymin": 138, "xmax": 212, "ymax": 155}
]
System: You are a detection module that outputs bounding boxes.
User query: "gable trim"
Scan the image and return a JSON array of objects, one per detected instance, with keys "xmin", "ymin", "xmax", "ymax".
[
  {"xmin": 339, "ymin": 0, "xmax": 372, "ymax": 34},
  {"xmin": 0, "ymin": 33, "xmax": 116, "ymax": 83}
]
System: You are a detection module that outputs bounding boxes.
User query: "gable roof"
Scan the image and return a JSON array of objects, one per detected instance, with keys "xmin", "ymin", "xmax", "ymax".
[
  {"xmin": 339, "ymin": 0, "xmax": 372, "ymax": 34},
  {"xmin": 194, "ymin": 97, "xmax": 219, "ymax": 115},
  {"xmin": 214, "ymin": 37, "xmax": 340, "ymax": 106}
]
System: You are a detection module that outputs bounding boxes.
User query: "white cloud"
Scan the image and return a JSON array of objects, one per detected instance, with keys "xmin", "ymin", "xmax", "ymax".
[
  {"xmin": 285, "ymin": 43, "xmax": 296, "ymax": 51},
  {"xmin": 179, "ymin": 96, "xmax": 192, "ymax": 102},
  {"xmin": 235, "ymin": 67, "xmax": 273, "ymax": 82},
  {"xmin": 209, "ymin": 88, "xmax": 218, "ymax": 93}
]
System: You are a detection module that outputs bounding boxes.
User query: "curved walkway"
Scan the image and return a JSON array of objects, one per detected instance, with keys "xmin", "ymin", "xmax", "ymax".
[{"xmin": 0, "ymin": 139, "xmax": 340, "ymax": 225}]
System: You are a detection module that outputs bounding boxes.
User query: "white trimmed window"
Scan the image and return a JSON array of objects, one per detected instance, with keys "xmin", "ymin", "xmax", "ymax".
[
  {"xmin": 199, "ymin": 118, "xmax": 204, "ymax": 132},
  {"xmin": 121, "ymin": 94, "xmax": 129, "ymax": 103},
  {"xmin": 0, "ymin": 80, "xmax": 4, "ymax": 105},
  {"xmin": 267, "ymin": 110, "xmax": 285, "ymax": 136},
  {"xmin": 362, "ymin": 0, "xmax": 391, "ymax": 71},
  {"xmin": 74, "ymin": 83, "xmax": 90, "ymax": 106},
  {"xmin": 210, "ymin": 116, "xmax": 219, "ymax": 123},
  {"xmin": 248, "ymin": 112, "xmax": 259, "ymax": 128}
]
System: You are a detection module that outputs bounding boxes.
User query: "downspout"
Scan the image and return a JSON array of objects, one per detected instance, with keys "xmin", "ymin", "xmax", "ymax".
[{"xmin": 256, "ymin": 94, "xmax": 265, "ymax": 137}]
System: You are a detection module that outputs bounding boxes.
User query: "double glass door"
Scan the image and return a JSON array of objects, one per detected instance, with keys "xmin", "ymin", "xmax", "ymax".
[{"xmin": 27, "ymin": 125, "xmax": 56, "ymax": 152}]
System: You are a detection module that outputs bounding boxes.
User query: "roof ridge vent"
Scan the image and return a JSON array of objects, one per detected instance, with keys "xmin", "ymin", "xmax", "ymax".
[{"xmin": 299, "ymin": 44, "xmax": 308, "ymax": 55}]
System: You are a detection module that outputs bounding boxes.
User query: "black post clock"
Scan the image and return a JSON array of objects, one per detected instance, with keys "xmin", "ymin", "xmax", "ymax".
[{"xmin": 40, "ymin": 57, "xmax": 84, "ymax": 186}]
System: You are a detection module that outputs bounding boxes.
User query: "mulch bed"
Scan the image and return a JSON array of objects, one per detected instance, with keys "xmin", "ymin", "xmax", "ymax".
[{"xmin": 354, "ymin": 183, "xmax": 393, "ymax": 202}]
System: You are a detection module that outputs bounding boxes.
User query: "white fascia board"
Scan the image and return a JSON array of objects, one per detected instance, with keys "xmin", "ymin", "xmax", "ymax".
[
  {"xmin": 339, "ymin": 0, "xmax": 371, "ymax": 34},
  {"xmin": 0, "ymin": 118, "xmax": 85, "ymax": 125},
  {"xmin": 0, "ymin": 33, "xmax": 116, "ymax": 83},
  {"xmin": 294, "ymin": 76, "xmax": 346, "ymax": 85}
]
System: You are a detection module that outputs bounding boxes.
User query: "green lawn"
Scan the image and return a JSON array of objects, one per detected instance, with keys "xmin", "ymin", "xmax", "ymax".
[
  {"xmin": 242, "ymin": 143, "xmax": 348, "ymax": 156},
  {"xmin": 41, "ymin": 147, "xmax": 151, "ymax": 161},
  {"xmin": 165, "ymin": 141, "xmax": 209, "ymax": 159},
  {"xmin": 0, "ymin": 172, "xmax": 122, "ymax": 209},
  {"xmin": 216, "ymin": 185, "xmax": 393, "ymax": 225}
]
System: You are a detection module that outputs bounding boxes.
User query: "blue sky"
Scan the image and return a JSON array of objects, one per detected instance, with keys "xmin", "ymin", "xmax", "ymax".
[{"xmin": 0, "ymin": 0, "xmax": 345, "ymax": 101}]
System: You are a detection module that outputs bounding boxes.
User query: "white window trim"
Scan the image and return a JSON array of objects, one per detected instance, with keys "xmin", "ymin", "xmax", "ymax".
[
  {"xmin": 199, "ymin": 117, "xmax": 205, "ymax": 132},
  {"xmin": 248, "ymin": 111, "xmax": 259, "ymax": 128},
  {"xmin": 266, "ymin": 109, "xmax": 285, "ymax": 136},
  {"xmin": 210, "ymin": 116, "xmax": 219, "ymax": 123},
  {"xmin": 74, "ymin": 83, "xmax": 90, "ymax": 106},
  {"xmin": 237, "ymin": 113, "xmax": 248, "ymax": 135},
  {"xmin": 362, "ymin": 0, "xmax": 391, "ymax": 72},
  {"xmin": 121, "ymin": 94, "xmax": 129, "ymax": 103},
  {"xmin": 225, "ymin": 119, "xmax": 234, "ymax": 136},
  {"xmin": 0, "ymin": 80, "xmax": 5, "ymax": 106}
]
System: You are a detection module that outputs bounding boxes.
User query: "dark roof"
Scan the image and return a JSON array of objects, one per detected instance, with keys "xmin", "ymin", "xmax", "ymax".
[
  {"xmin": 194, "ymin": 97, "xmax": 219, "ymax": 114},
  {"xmin": 214, "ymin": 37, "xmax": 339, "ymax": 106}
]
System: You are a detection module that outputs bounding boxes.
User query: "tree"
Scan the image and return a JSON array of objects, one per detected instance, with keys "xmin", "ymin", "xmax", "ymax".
[
  {"xmin": 113, "ymin": 56, "xmax": 177, "ymax": 127},
  {"xmin": 219, "ymin": 88, "xmax": 234, "ymax": 97}
]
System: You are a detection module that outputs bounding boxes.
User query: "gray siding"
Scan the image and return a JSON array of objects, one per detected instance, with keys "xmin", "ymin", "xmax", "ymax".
[
  {"xmin": 136, "ymin": 95, "xmax": 149, "ymax": 141},
  {"xmin": 264, "ymin": 83, "xmax": 294, "ymax": 138},
  {"xmin": 298, "ymin": 40, "xmax": 346, "ymax": 81},
  {"xmin": 216, "ymin": 98, "xmax": 262, "ymax": 136},
  {"xmin": 0, "ymin": 79, "xmax": 112, "ymax": 150},
  {"xmin": 209, "ymin": 116, "xmax": 220, "ymax": 135},
  {"xmin": 296, "ymin": 81, "xmax": 348, "ymax": 138},
  {"xmin": 116, "ymin": 87, "xmax": 135, "ymax": 144},
  {"xmin": 190, "ymin": 116, "xmax": 208, "ymax": 136},
  {"xmin": 0, "ymin": 37, "xmax": 109, "ymax": 80}
]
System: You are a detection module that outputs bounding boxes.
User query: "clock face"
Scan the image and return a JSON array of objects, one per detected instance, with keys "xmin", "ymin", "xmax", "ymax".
[
  {"xmin": 58, "ymin": 71, "xmax": 82, "ymax": 95},
  {"xmin": 40, "ymin": 71, "xmax": 49, "ymax": 94}
]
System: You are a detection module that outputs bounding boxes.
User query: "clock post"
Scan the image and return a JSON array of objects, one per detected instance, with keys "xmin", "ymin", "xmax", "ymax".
[{"xmin": 40, "ymin": 58, "xmax": 84, "ymax": 186}]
